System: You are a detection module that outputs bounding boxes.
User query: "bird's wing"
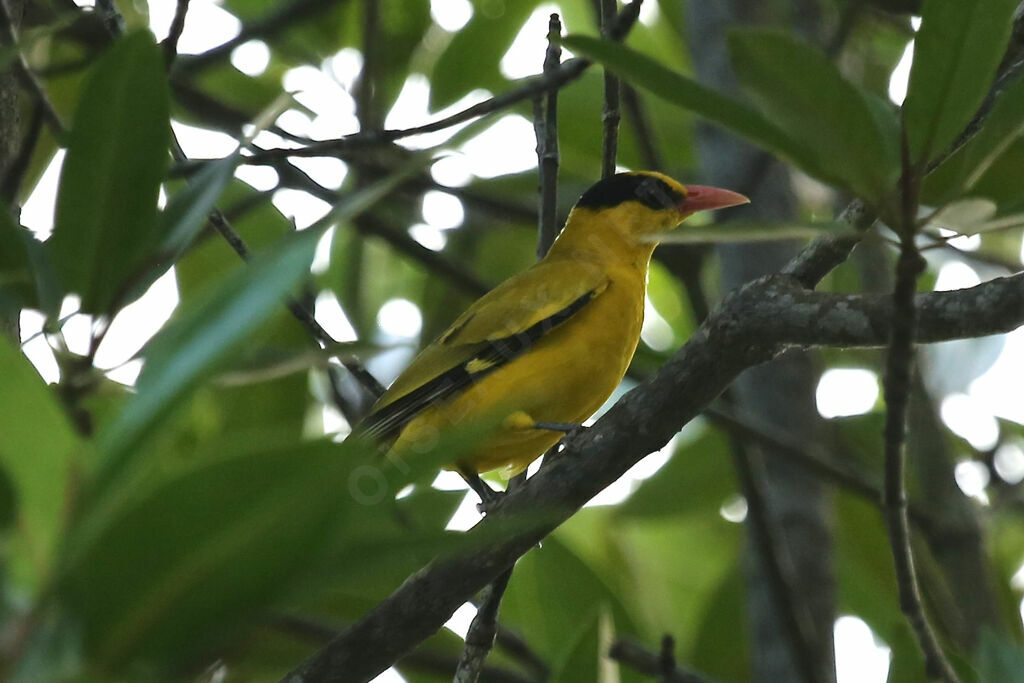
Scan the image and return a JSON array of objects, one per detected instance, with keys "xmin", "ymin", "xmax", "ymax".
[{"xmin": 359, "ymin": 260, "xmax": 609, "ymax": 441}]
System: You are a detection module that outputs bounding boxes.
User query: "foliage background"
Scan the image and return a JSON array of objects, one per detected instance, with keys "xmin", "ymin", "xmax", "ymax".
[{"xmin": 0, "ymin": 0, "xmax": 1023, "ymax": 681}]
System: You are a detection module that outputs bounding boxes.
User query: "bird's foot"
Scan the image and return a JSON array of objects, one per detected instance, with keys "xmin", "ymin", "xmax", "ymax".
[
  {"xmin": 532, "ymin": 420, "xmax": 584, "ymax": 434},
  {"xmin": 459, "ymin": 467, "xmax": 504, "ymax": 514}
]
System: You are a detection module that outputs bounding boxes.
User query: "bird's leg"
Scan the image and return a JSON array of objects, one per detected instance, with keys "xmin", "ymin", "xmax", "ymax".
[
  {"xmin": 531, "ymin": 421, "xmax": 584, "ymax": 433},
  {"xmin": 459, "ymin": 465, "xmax": 502, "ymax": 509},
  {"xmin": 504, "ymin": 410, "xmax": 584, "ymax": 435}
]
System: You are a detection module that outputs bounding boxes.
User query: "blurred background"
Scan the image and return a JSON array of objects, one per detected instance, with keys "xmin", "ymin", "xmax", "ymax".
[{"xmin": 3, "ymin": 0, "xmax": 1024, "ymax": 681}]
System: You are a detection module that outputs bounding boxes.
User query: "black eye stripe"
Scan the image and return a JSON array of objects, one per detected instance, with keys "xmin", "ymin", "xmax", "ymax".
[{"xmin": 576, "ymin": 173, "xmax": 684, "ymax": 211}]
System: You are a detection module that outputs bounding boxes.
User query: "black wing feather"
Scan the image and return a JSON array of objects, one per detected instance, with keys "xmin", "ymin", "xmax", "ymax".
[{"xmin": 359, "ymin": 289, "xmax": 597, "ymax": 441}]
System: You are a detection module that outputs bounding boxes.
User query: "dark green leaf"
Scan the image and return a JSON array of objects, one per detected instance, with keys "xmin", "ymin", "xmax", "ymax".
[
  {"xmin": 960, "ymin": 73, "xmax": 1024, "ymax": 189},
  {"xmin": 927, "ymin": 71, "xmax": 1024, "ymax": 201},
  {"xmin": 118, "ymin": 154, "xmax": 240, "ymax": 306},
  {"xmin": 95, "ymin": 226, "xmax": 321, "ymax": 482},
  {"xmin": 548, "ymin": 606, "xmax": 617, "ymax": 683},
  {"xmin": 429, "ymin": 0, "xmax": 536, "ymax": 110},
  {"xmin": 159, "ymin": 155, "xmax": 239, "ymax": 260},
  {"xmin": 0, "ymin": 335, "xmax": 79, "ymax": 591},
  {"xmin": 50, "ymin": 31, "xmax": 170, "ymax": 314},
  {"xmin": 502, "ymin": 535, "xmax": 639, "ymax": 664},
  {"xmin": 728, "ymin": 29, "xmax": 899, "ymax": 200},
  {"xmin": 615, "ymin": 426, "xmax": 736, "ymax": 520},
  {"xmin": 59, "ymin": 438, "xmax": 356, "ymax": 668},
  {"xmin": 652, "ymin": 220, "xmax": 856, "ymax": 244},
  {"xmin": 560, "ymin": 35, "xmax": 823, "ymax": 182},
  {"xmin": 0, "ymin": 208, "xmax": 43, "ymax": 316},
  {"xmin": 690, "ymin": 562, "xmax": 749, "ymax": 681},
  {"xmin": 903, "ymin": 0, "xmax": 1019, "ymax": 164},
  {"xmin": 928, "ymin": 198, "xmax": 1024, "ymax": 236},
  {"xmin": 974, "ymin": 629, "xmax": 1024, "ymax": 683}
]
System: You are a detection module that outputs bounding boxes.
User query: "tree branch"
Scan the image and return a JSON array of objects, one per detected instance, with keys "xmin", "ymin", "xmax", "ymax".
[
  {"xmin": 279, "ymin": 227, "xmax": 1024, "ymax": 681},
  {"xmin": 599, "ymin": 0, "xmax": 620, "ymax": 178},
  {"xmin": 453, "ymin": 566, "xmax": 515, "ymax": 683},
  {"xmin": 534, "ymin": 13, "xmax": 562, "ymax": 260},
  {"xmin": 880, "ymin": 126, "xmax": 959, "ymax": 682},
  {"xmin": 161, "ymin": 0, "xmax": 190, "ymax": 66}
]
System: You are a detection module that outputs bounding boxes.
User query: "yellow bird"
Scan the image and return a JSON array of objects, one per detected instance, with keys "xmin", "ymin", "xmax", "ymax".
[{"xmin": 360, "ymin": 171, "xmax": 747, "ymax": 496}]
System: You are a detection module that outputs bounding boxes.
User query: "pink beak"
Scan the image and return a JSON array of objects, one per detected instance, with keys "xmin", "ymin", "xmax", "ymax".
[{"xmin": 678, "ymin": 185, "xmax": 750, "ymax": 213}]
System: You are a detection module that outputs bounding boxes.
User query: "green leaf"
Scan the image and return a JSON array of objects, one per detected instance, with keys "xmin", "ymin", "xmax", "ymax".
[
  {"xmin": 960, "ymin": 73, "xmax": 1024, "ymax": 188},
  {"xmin": 650, "ymin": 220, "xmax": 856, "ymax": 244},
  {"xmin": 0, "ymin": 336, "xmax": 80, "ymax": 591},
  {"xmin": 118, "ymin": 154, "xmax": 241, "ymax": 307},
  {"xmin": 974, "ymin": 630, "xmax": 1024, "ymax": 683},
  {"xmin": 560, "ymin": 35, "xmax": 823, "ymax": 179},
  {"xmin": 927, "ymin": 71, "xmax": 1024, "ymax": 200},
  {"xmin": 429, "ymin": 0, "xmax": 536, "ymax": 110},
  {"xmin": 0, "ymin": 208, "xmax": 42, "ymax": 316},
  {"xmin": 50, "ymin": 31, "xmax": 170, "ymax": 314},
  {"xmin": 903, "ymin": 0, "xmax": 1020, "ymax": 164},
  {"xmin": 502, "ymin": 536, "xmax": 639, "ymax": 665},
  {"xmin": 95, "ymin": 226, "xmax": 321, "ymax": 483},
  {"xmin": 690, "ymin": 562, "xmax": 749, "ymax": 681},
  {"xmin": 615, "ymin": 426, "xmax": 736, "ymax": 520},
  {"xmin": 728, "ymin": 29, "xmax": 899, "ymax": 201},
  {"xmin": 58, "ymin": 438, "xmax": 357, "ymax": 668},
  {"xmin": 159, "ymin": 155, "xmax": 239, "ymax": 262},
  {"xmin": 548, "ymin": 606, "xmax": 619, "ymax": 683},
  {"xmin": 928, "ymin": 198, "xmax": 1024, "ymax": 236}
]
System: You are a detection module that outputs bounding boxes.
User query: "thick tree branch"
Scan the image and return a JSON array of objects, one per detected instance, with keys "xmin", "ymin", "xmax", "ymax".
[{"xmin": 280, "ymin": 227, "xmax": 1024, "ymax": 681}]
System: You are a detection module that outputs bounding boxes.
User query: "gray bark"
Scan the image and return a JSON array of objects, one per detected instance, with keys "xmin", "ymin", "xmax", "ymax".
[{"xmin": 685, "ymin": 1, "xmax": 836, "ymax": 681}]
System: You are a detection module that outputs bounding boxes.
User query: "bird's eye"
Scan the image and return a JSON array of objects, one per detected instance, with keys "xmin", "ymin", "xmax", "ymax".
[{"xmin": 636, "ymin": 178, "xmax": 677, "ymax": 210}]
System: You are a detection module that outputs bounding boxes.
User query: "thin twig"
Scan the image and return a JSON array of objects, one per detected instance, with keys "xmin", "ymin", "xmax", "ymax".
[
  {"xmin": 355, "ymin": 0, "xmax": 380, "ymax": 129},
  {"xmin": 354, "ymin": 213, "xmax": 489, "ymax": 296},
  {"xmin": 599, "ymin": 0, "xmax": 620, "ymax": 178},
  {"xmin": 272, "ymin": 615, "xmax": 535, "ymax": 683},
  {"xmin": 206, "ymin": 204, "xmax": 385, "ymax": 400},
  {"xmin": 266, "ymin": 156, "xmax": 490, "ymax": 296},
  {"xmin": 452, "ymin": 12, "xmax": 569, "ymax": 678},
  {"xmin": 178, "ymin": 153, "xmax": 537, "ymax": 224},
  {"xmin": 535, "ymin": 13, "xmax": 562, "ymax": 259},
  {"xmin": 170, "ymin": 133, "xmax": 385, "ymax": 404},
  {"xmin": 453, "ymin": 566, "xmax": 515, "ymax": 683},
  {"xmin": 704, "ymin": 405, "xmax": 940, "ymax": 534},
  {"xmin": 494, "ymin": 624, "xmax": 550, "ymax": 680},
  {"xmin": 246, "ymin": 0, "xmax": 644, "ymax": 165},
  {"xmin": 659, "ymin": 634, "xmax": 676, "ymax": 680},
  {"xmin": 173, "ymin": 0, "xmax": 353, "ymax": 75},
  {"xmin": 729, "ymin": 441, "xmax": 822, "ymax": 683},
  {"xmin": 621, "ymin": 84, "xmax": 663, "ymax": 171},
  {"xmin": 882, "ymin": 123, "xmax": 961, "ymax": 683},
  {"xmin": 162, "ymin": 0, "xmax": 190, "ymax": 67},
  {"xmin": 608, "ymin": 638, "xmax": 715, "ymax": 683},
  {"xmin": 248, "ymin": 60, "xmax": 589, "ymax": 164}
]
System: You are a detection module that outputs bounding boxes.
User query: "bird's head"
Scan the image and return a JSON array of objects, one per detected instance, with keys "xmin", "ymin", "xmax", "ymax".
[{"xmin": 572, "ymin": 171, "xmax": 749, "ymax": 241}]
